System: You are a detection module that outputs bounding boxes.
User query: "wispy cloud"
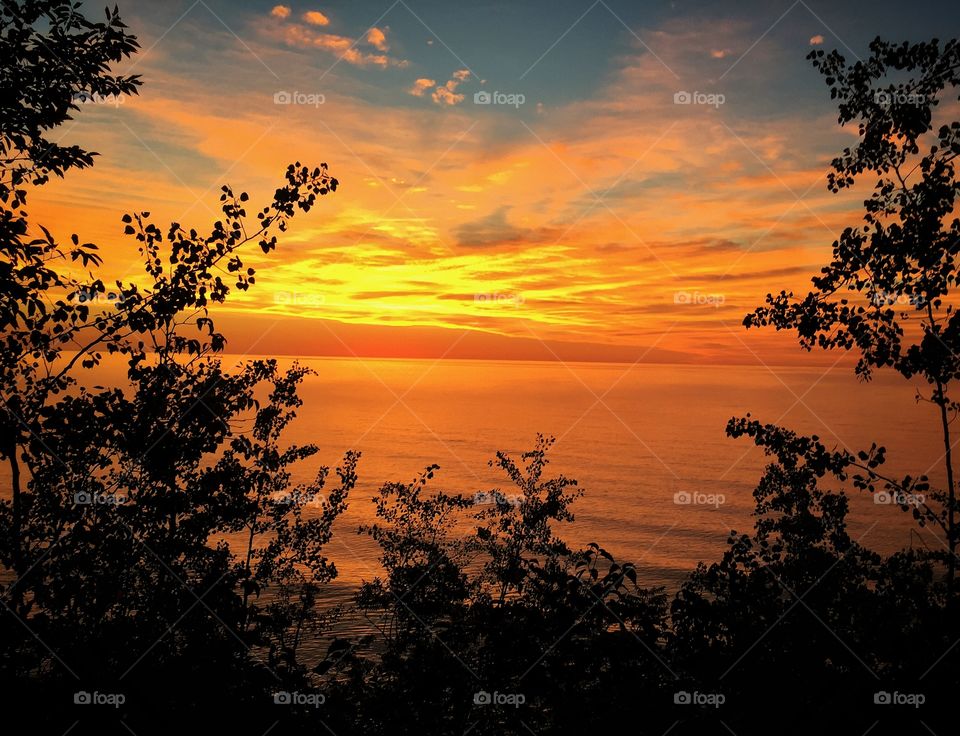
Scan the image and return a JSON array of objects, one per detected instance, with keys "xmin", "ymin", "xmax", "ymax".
[
  {"xmin": 455, "ymin": 206, "xmax": 558, "ymax": 248},
  {"xmin": 44, "ymin": 1, "xmax": 898, "ymax": 362},
  {"xmin": 266, "ymin": 7, "xmax": 406, "ymax": 68}
]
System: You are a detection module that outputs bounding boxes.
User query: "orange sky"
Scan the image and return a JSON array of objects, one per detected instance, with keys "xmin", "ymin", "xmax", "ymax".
[{"xmin": 31, "ymin": 0, "xmax": 934, "ymax": 365}]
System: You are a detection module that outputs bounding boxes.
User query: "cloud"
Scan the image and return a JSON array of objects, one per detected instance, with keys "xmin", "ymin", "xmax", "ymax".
[
  {"xmin": 303, "ymin": 10, "xmax": 331, "ymax": 27},
  {"xmin": 809, "ymin": 34, "xmax": 824, "ymax": 45},
  {"xmin": 265, "ymin": 6, "xmax": 406, "ymax": 67},
  {"xmin": 418, "ymin": 69, "xmax": 472, "ymax": 106},
  {"xmin": 454, "ymin": 206, "xmax": 557, "ymax": 248},
  {"xmin": 710, "ymin": 48, "xmax": 731, "ymax": 58},
  {"xmin": 432, "ymin": 83, "xmax": 464, "ymax": 106},
  {"xmin": 408, "ymin": 78, "xmax": 436, "ymax": 97},
  {"xmin": 278, "ymin": 24, "xmax": 407, "ymax": 68},
  {"xmin": 366, "ymin": 27, "xmax": 388, "ymax": 51},
  {"xmin": 53, "ymin": 8, "xmax": 856, "ymax": 362}
]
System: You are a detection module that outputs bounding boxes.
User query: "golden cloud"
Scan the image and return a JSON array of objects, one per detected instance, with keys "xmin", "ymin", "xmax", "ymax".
[
  {"xmin": 303, "ymin": 10, "xmax": 331, "ymax": 26},
  {"xmin": 408, "ymin": 78, "xmax": 436, "ymax": 96},
  {"xmin": 366, "ymin": 27, "xmax": 388, "ymax": 51}
]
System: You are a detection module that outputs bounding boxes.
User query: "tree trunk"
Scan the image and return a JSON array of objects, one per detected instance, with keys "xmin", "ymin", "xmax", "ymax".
[{"xmin": 935, "ymin": 379, "xmax": 957, "ymax": 596}]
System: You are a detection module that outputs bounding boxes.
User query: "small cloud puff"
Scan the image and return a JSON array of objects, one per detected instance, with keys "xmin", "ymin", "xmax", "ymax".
[
  {"xmin": 303, "ymin": 10, "xmax": 331, "ymax": 26},
  {"xmin": 710, "ymin": 48, "xmax": 731, "ymax": 59},
  {"xmin": 366, "ymin": 27, "xmax": 389, "ymax": 51},
  {"xmin": 270, "ymin": 5, "xmax": 291, "ymax": 19},
  {"xmin": 413, "ymin": 69, "xmax": 472, "ymax": 106},
  {"xmin": 432, "ymin": 83, "xmax": 463, "ymax": 106},
  {"xmin": 407, "ymin": 69, "xmax": 472, "ymax": 105},
  {"xmin": 408, "ymin": 78, "xmax": 436, "ymax": 96},
  {"xmin": 809, "ymin": 34, "xmax": 824, "ymax": 45}
]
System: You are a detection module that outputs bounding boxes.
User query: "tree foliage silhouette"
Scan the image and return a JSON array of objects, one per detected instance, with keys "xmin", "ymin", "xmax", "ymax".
[
  {"xmin": 743, "ymin": 38, "xmax": 960, "ymax": 588},
  {"xmin": 0, "ymin": 1, "xmax": 351, "ymax": 724}
]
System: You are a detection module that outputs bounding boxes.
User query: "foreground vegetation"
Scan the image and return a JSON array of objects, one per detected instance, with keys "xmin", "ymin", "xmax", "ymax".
[{"xmin": 2, "ymin": 3, "xmax": 958, "ymax": 733}]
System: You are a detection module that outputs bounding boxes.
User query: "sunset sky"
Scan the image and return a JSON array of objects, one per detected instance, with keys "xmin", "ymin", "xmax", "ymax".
[{"xmin": 33, "ymin": 0, "xmax": 960, "ymax": 364}]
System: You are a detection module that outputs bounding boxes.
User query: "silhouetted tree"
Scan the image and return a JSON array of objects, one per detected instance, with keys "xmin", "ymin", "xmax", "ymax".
[
  {"xmin": 0, "ymin": 2, "xmax": 349, "ymax": 726},
  {"xmin": 743, "ymin": 38, "xmax": 960, "ymax": 589}
]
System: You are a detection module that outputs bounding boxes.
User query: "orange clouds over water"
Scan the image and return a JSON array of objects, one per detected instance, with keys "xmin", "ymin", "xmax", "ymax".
[{"xmin": 28, "ymin": 2, "xmax": 873, "ymax": 366}]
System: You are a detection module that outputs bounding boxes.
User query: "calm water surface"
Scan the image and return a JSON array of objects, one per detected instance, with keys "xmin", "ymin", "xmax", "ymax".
[
  {"xmin": 6, "ymin": 355, "xmax": 946, "ymax": 635},
  {"xmin": 281, "ymin": 356, "xmax": 943, "ymax": 590}
]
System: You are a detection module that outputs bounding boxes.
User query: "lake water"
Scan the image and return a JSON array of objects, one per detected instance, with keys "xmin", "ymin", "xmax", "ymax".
[
  {"xmin": 5, "ymin": 354, "xmax": 948, "ymax": 630},
  {"xmin": 281, "ymin": 355, "xmax": 944, "ymax": 591}
]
